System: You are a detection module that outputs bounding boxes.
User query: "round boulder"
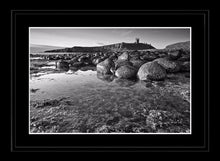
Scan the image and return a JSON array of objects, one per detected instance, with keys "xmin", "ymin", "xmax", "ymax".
[
  {"xmin": 137, "ymin": 61, "xmax": 166, "ymax": 81},
  {"xmin": 115, "ymin": 65, "xmax": 137, "ymax": 79},
  {"xmin": 153, "ymin": 58, "xmax": 180, "ymax": 73},
  {"xmin": 96, "ymin": 58, "xmax": 115, "ymax": 74},
  {"xmin": 56, "ymin": 60, "xmax": 69, "ymax": 71}
]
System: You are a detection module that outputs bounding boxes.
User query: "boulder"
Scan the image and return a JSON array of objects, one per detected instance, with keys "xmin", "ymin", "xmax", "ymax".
[
  {"xmin": 130, "ymin": 51, "xmax": 141, "ymax": 60},
  {"xmin": 177, "ymin": 50, "xmax": 190, "ymax": 61},
  {"xmin": 118, "ymin": 52, "xmax": 129, "ymax": 61},
  {"xmin": 92, "ymin": 58, "xmax": 102, "ymax": 65},
  {"xmin": 69, "ymin": 62, "xmax": 84, "ymax": 68},
  {"xmin": 141, "ymin": 53, "xmax": 157, "ymax": 61},
  {"xmin": 168, "ymin": 50, "xmax": 182, "ymax": 60},
  {"xmin": 56, "ymin": 60, "xmax": 69, "ymax": 71},
  {"xmin": 115, "ymin": 65, "xmax": 137, "ymax": 79},
  {"xmin": 130, "ymin": 60, "xmax": 145, "ymax": 70},
  {"xmin": 94, "ymin": 53, "xmax": 99, "ymax": 57},
  {"xmin": 137, "ymin": 61, "xmax": 166, "ymax": 81},
  {"xmin": 69, "ymin": 57, "xmax": 79, "ymax": 63},
  {"xmin": 177, "ymin": 55, "xmax": 190, "ymax": 61},
  {"xmin": 78, "ymin": 56, "xmax": 91, "ymax": 65},
  {"xmin": 115, "ymin": 60, "xmax": 133, "ymax": 70},
  {"xmin": 109, "ymin": 54, "xmax": 118, "ymax": 62},
  {"xmin": 153, "ymin": 58, "xmax": 180, "ymax": 73},
  {"xmin": 96, "ymin": 58, "xmax": 114, "ymax": 74},
  {"xmin": 158, "ymin": 53, "xmax": 167, "ymax": 58},
  {"xmin": 101, "ymin": 56, "xmax": 109, "ymax": 60}
]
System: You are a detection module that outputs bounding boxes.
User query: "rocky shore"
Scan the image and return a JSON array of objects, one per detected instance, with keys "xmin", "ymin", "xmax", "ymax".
[
  {"xmin": 45, "ymin": 47, "xmax": 190, "ymax": 81},
  {"xmin": 30, "ymin": 42, "xmax": 190, "ymax": 133}
]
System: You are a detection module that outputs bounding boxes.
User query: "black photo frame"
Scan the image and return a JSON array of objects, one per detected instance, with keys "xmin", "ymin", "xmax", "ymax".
[{"xmin": 10, "ymin": 10, "xmax": 210, "ymax": 152}]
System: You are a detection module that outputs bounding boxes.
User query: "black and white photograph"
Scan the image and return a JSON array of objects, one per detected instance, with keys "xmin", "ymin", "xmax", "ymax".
[{"xmin": 29, "ymin": 27, "xmax": 191, "ymax": 134}]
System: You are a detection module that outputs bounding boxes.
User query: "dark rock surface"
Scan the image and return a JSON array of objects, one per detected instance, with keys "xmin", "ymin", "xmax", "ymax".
[
  {"xmin": 96, "ymin": 58, "xmax": 115, "ymax": 74},
  {"xmin": 180, "ymin": 61, "xmax": 190, "ymax": 72},
  {"xmin": 168, "ymin": 50, "xmax": 182, "ymax": 60},
  {"xmin": 69, "ymin": 62, "xmax": 83, "ymax": 68},
  {"xmin": 115, "ymin": 60, "xmax": 133, "ymax": 70},
  {"xmin": 153, "ymin": 58, "xmax": 180, "ymax": 73},
  {"xmin": 137, "ymin": 61, "xmax": 167, "ymax": 81},
  {"xmin": 115, "ymin": 65, "xmax": 137, "ymax": 79},
  {"xmin": 130, "ymin": 59, "xmax": 145, "ymax": 69},
  {"xmin": 56, "ymin": 60, "xmax": 69, "ymax": 71}
]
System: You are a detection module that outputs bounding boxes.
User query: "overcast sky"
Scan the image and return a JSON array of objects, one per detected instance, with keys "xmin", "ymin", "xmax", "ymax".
[{"xmin": 30, "ymin": 27, "xmax": 190, "ymax": 49}]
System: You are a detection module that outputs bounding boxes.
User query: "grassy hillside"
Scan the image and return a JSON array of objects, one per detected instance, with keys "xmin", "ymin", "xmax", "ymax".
[
  {"xmin": 45, "ymin": 42, "xmax": 155, "ymax": 52},
  {"xmin": 165, "ymin": 41, "xmax": 190, "ymax": 51}
]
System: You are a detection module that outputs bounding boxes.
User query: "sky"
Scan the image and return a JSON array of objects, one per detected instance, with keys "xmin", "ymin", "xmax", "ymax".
[{"xmin": 30, "ymin": 27, "xmax": 190, "ymax": 49}]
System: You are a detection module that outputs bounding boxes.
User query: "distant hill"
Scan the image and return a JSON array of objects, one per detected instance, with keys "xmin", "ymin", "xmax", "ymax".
[
  {"xmin": 165, "ymin": 41, "xmax": 190, "ymax": 51},
  {"xmin": 30, "ymin": 44, "xmax": 66, "ymax": 53},
  {"xmin": 45, "ymin": 42, "xmax": 155, "ymax": 53}
]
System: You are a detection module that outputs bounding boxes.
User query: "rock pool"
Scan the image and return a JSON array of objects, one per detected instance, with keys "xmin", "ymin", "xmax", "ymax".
[{"xmin": 29, "ymin": 64, "xmax": 190, "ymax": 133}]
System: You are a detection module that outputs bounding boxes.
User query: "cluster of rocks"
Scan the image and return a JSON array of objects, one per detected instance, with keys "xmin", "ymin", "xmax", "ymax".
[
  {"xmin": 53, "ymin": 52, "xmax": 113, "ymax": 71},
  {"xmin": 52, "ymin": 48, "xmax": 190, "ymax": 81},
  {"xmin": 95, "ymin": 49, "xmax": 190, "ymax": 81}
]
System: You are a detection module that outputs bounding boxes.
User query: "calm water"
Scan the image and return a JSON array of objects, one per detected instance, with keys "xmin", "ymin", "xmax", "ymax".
[{"xmin": 30, "ymin": 69, "xmax": 152, "ymax": 101}]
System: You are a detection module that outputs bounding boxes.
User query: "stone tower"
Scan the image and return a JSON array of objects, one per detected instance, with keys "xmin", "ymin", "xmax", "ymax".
[{"xmin": 136, "ymin": 38, "xmax": 139, "ymax": 44}]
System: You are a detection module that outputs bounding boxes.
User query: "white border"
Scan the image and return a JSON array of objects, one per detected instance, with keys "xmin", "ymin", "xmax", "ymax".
[{"xmin": 29, "ymin": 27, "xmax": 192, "ymax": 135}]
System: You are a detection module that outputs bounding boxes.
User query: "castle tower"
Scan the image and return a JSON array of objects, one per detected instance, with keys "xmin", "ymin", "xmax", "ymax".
[{"xmin": 136, "ymin": 38, "xmax": 139, "ymax": 44}]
